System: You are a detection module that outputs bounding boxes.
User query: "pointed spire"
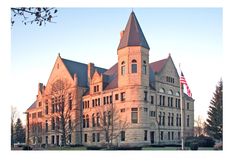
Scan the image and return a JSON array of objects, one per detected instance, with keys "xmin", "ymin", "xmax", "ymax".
[{"xmin": 118, "ymin": 11, "xmax": 150, "ymax": 50}]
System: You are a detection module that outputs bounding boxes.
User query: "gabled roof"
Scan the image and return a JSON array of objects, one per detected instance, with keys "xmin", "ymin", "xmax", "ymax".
[
  {"xmin": 27, "ymin": 101, "xmax": 37, "ymax": 110},
  {"xmin": 62, "ymin": 58, "xmax": 107, "ymax": 87},
  {"xmin": 118, "ymin": 11, "xmax": 150, "ymax": 50},
  {"xmin": 149, "ymin": 57, "xmax": 168, "ymax": 74},
  {"xmin": 103, "ymin": 63, "xmax": 118, "ymax": 90}
]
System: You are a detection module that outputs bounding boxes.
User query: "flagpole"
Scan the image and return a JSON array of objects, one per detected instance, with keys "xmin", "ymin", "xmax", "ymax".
[{"xmin": 179, "ymin": 64, "xmax": 184, "ymax": 150}]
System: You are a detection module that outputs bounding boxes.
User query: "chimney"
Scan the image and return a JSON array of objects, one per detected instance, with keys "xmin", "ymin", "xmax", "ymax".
[
  {"xmin": 74, "ymin": 73, "xmax": 78, "ymax": 86},
  {"xmin": 88, "ymin": 63, "xmax": 95, "ymax": 85},
  {"xmin": 38, "ymin": 83, "xmax": 43, "ymax": 94},
  {"xmin": 120, "ymin": 30, "xmax": 125, "ymax": 40}
]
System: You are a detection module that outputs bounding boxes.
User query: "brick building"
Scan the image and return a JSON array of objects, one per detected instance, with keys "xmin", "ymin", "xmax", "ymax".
[{"xmin": 26, "ymin": 11, "xmax": 194, "ymax": 147}]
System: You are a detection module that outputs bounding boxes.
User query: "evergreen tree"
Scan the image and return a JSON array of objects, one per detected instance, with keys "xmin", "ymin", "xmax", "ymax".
[
  {"xmin": 14, "ymin": 118, "xmax": 25, "ymax": 143},
  {"xmin": 205, "ymin": 79, "xmax": 223, "ymax": 141}
]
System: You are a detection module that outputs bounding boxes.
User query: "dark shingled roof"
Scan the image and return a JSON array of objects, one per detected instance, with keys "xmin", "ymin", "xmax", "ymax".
[
  {"xmin": 118, "ymin": 11, "xmax": 150, "ymax": 50},
  {"xmin": 27, "ymin": 101, "xmax": 37, "ymax": 110},
  {"xmin": 103, "ymin": 63, "xmax": 118, "ymax": 90},
  {"xmin": 62, "ymin": 58, "xmax": 107, "ymax": 87},
  {"xmin": 150, "ymin": 58, "xmax": 168, "ymax": 74}
]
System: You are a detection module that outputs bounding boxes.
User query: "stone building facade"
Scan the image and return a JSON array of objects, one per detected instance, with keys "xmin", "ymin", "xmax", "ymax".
[{"xmin": 26, "ymin": 11, "xmax": 194, "ymax": 147}]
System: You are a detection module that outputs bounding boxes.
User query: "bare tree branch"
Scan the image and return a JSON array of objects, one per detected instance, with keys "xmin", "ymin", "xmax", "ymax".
[{"xmin": 11, "ymin": 7, "xmax": 58, "ymax": 26}]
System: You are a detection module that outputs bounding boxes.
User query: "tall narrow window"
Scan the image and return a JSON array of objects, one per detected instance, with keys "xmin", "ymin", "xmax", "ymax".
[
  {"xmin": 162, "ymin": 96, "xmax": 165, "ymax": 106},
  {"xmin": 160, "ymin": 131, "xmax": 164, "ymax": 140},
  {"xmin": 83, "ymin": 115, "xmax": 85, "ymax": 128},
  {"xmin": 171, "ymin": 113, "xmax": 174, "ymax": 126},
  {"xmin": 92, "ymin": 133, "xmax": 95, "ymax": 142},
  {"xmin": 52, "ymin": 98, "xmax": 55, "ymax": 113},
  {"xmin": 56, "ymin": 117, "xmax": 60, "ymax": 130},
  {"xmin": 45, "ymin": 120, "xmax": 48, "ymax": 132},
  {"xmin": 162, "ymin": 112, "xmax": 165, "ymax": 126},
  {"xmin": 45, "ymin": 100, "xmax": 48, "ymax": 115},
  {"xmin": 151, "ymin": 96, "xmax": 154, "ymax": 104},
  {"xmin": 159, "ymin": 112, "xmax": 162, "ymax": 125},
  {"xmin": 92, "ymin": 114, "xmax": 95, "ymax": 127},
  {"xmin": 121, "ymin": 92, "xmax": 125, "ymax": 101},
  {"xmin": 86, "ymin": 115, "xmax": 89, "ymax": 128},
  {"xmin": 103, "ymin": 112, "xmax": 107, "ymax": 126},
  {"xmin": 159, "ymin": 95, "xmax": 162, "ymax": 106},
  {"xmin": 176, "ymin": 114, "xmax": 179, "ymax": 126},
  {"xmin": 172, "ymin": 131, "xmax": 174, "ymax": 140},
  {"xmin": 51, "ymin": 117, "xmax": 55, "ymax": 130},
  {"xmin": 144, "ymin": 130, "xmax": 148, "ymax": 141},
  {"xmin": 187, "ymin": 115, "xmax": 190, "ymax": 127},
  {"xmin": 168, "ymin": 132, "xmax": 170, "ymax": 140},
  {"xmin": 51, "ymin": 135, "xmax": 55, "ymax": 144},
  {"xmin": 121, "ymin": 61, "xmax": 125, "ymax": 75},
  {"xmin": 168, "ymin": 113, "xmax": 170, "ymax": 126},
  {"xmin": 144, "ymin": 91, "xmax": 148, "ymax": 101},
  {"xmin": 96, "ymin": 113, "xmax": 100, "ymax": 127},
  {"xmin": 97, "ymin": 133, "xmax": 100, "ymax": 142},
  {"xmin": 121, "ymin": 131, "xmax": 125, "ymax": 141},
  {"xmin": 115, "ymin": 94, "xmax": 119, "ymax": 100},
  {"xmin": 187, "ymin": 103, "xmax": 190, "ymax": 110},
  {"xmin": 84, "ymin": 134, "xmax": 87, "ymax": 142},
  {"xmin": 131, "ymin": 108, "xmax": 138, "ymax": 123},
  {"xmin": 142, "ymin": 60, "xmax": 147, "ymax": 74},
  {"xmin": 131, "ymin": 59, "xmax": 137, "ymax": 73}
]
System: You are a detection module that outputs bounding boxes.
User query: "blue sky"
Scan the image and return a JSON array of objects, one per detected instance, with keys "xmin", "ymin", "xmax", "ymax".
[{"xmin": 11, "ymin": 8, "xmax": 222, "ymax": 123}]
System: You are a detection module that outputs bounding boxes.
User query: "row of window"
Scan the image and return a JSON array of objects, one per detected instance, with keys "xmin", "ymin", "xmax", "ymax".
[
  {"xmin": 158, "ymin": 112, "xmax": 190, "ymax": 127},
  {"xmin": 121, "ymin": 60, "xmax": 147, "ymax": 75},
  {"xmin": 82, "ymin": 92, "xmax": 126, "ymax": 109},
  {"xmin": 84, "ymin": 131, "xmax": 126, "ymax": 143},
  {"xmin": 44, "ymin": 94, "xmax": 72, "ymax": 115},
  {"xmin": 166, "ymin": 76, "xmax": 175, "ymax": 84},
  {"xmin": 30, "ymin": 111, "xmax": 42, "ymax": 119},
  {"xmin": 45, "ymin": 134, "xmax": 72, "ymax": 145},
  {"xmin": 143, "ymin": 130, "xmax": 181, "ymax": 141},
  {"xmin": 44, "ymin": 117, "xmax": 72, "ymax": 132}
]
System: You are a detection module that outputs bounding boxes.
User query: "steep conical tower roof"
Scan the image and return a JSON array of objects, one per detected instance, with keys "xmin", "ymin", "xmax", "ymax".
[{"xmin": 118, "ymin": 11, "xmax": 150, "ymax": 50}]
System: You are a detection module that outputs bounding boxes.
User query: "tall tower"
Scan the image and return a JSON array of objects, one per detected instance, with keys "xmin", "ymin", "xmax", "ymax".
[{"xmin": 117, "ymin": 11, "xmax": 150, "ymax": 88}]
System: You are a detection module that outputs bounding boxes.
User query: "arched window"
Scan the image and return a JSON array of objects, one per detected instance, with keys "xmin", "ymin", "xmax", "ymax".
[
  {"xmin": 142, "ymin": 60, "xmax": 147, "ymax": 74},
  {"xmin": 96, "ymin": 113, "xmax": 100, "ymax": 127},
  {"xmin": 92, "ymin": 113, "xmax": 95, "ymax": 127},
  {"xmin": 168, "ymin": 90, "xmax": 173, "ymax": 95},
  {"xmin": 159, "ymin": 88, "xmax": 165, "ymax": 93},
  {"xmin": 121, "ymin": 61, "xmax": 125, "ymax": 75},
  {"xmin": 131, "ymin": 59, "xmax": 137, "ymax": 73},
  {"xmin": 86, "ymin": 114, "xmax": 89, "ymax": 128},
  {"xmin": 83, "ymin": 115, "xmax": 85, "ymax": 128}
]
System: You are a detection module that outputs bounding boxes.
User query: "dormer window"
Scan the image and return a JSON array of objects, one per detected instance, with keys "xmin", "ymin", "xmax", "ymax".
[
  {"xmin": 121, "ymin": 61, "xmax": 125, "ymax": 75},
  {"xmin": 94, "ymin": 85, "xmax": 99, "ymax": 92},
  {"xmin": 131, "ymin": 59, "xmax": 137, "ymax": 73}
]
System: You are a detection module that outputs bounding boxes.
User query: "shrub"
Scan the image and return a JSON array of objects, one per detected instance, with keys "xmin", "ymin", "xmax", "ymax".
[
  {"xmin": 86, "ymin": 146, "xmax": 103, "ymax": 150},
  {"xmin": 70, "ymin": 144, "xmax": 83, "ymax": 147},
  {"xmin": 185, "ymin": 135, "xmax": 215, "ymax": 147},
  {"xmin": 23, "ymin": 145, "xmax": 32, "ymax": 150},
  {"xmin": 190, "ymin": 142, "xmax": 199, "ymax": 150}
]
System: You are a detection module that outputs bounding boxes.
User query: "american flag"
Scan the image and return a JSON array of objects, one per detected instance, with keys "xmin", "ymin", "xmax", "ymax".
[{"xmin": 180, "ymin": 71, "xmax": 192, "ymax": 97}]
